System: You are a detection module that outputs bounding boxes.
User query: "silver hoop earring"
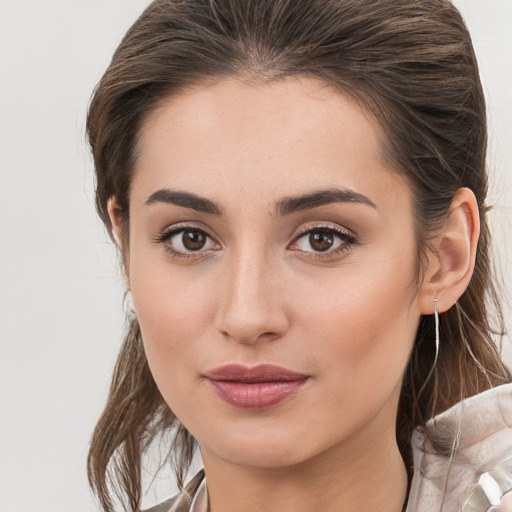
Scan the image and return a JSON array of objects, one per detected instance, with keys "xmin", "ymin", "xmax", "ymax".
[{"xmin": 434, "ymin": 298, "xmax": 440, "ymax": 366}]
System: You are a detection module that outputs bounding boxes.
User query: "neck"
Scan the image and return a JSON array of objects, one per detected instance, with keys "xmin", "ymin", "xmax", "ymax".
[{"xmin": 201, "ymin": 406, "xmax": 408, "ymax": 512}]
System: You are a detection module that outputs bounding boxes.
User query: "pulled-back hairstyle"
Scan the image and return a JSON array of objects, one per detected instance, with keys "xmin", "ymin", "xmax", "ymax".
[{"xmin": 86, "ymin": 0, "xmax": 510, "ymax": 510}]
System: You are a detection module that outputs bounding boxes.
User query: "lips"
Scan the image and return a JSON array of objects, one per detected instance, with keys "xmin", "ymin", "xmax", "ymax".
[{"xmin": 204, "ymin": 364, "xmax": 309, "ymax": 409}]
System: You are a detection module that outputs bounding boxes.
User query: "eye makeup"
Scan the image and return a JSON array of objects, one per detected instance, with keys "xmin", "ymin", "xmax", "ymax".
[
  {"xmin": 288, "ymin": 223, "xmax": 358, "ymax": 261},
  {"xmin": 152, "ymin": 220, "xmax": 358, "ymax": 262},
  {"xmin": 153, "ymin": 223, "xmax": 220, "ymax": 260}
]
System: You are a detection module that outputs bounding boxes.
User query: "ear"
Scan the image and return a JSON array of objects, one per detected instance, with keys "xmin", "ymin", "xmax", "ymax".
[
  {"xmin": 107, "ymin": 197, "xmax": 124, "ymax": 247},
  {"xmin": 417, "ymin": 187, "xmax": 480, "ymax": 315},
  {"xmin": 107, "ymin": 197, "xmax": 130, "ymax": 286}
]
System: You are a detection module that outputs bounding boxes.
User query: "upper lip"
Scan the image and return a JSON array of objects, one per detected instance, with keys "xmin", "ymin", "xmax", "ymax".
[{"xmin": 204, "ymin": 364, "xmax": 308, "ymax": 382}]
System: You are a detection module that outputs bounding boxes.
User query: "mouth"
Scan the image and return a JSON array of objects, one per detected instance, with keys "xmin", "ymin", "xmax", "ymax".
[{"xmin": 204, "ymin": 364, "xmax": 309, "ymax": 409}]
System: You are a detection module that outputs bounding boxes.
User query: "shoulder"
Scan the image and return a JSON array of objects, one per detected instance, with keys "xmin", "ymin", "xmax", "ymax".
[
  {"xmin": 144, "ymin": 470, "xmax": 205, "ymax": 512},
  {"xmin": 407, "ymin": 383, "xmax": 512, "ymax": 512}
]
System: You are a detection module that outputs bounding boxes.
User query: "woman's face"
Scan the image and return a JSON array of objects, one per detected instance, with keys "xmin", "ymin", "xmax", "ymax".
[{"xmin": 125, "ymin": 77, "xmax": 425, "ymax": 469}]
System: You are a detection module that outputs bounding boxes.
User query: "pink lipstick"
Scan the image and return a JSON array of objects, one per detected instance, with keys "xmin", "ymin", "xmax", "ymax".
[{"xmin": 204, "ymin": 364, "xmax": 308, "ymax": 409}]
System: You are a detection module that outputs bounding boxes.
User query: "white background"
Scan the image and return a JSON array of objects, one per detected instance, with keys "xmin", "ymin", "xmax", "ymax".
[{"xmin": 0, "ymin": 1, "xmax": 511, "ymax": 511}]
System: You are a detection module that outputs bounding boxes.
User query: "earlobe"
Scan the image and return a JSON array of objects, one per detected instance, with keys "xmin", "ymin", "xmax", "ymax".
[{"xmin": 418, "ymin": 187, "xmax": 480, "ymax": 315}]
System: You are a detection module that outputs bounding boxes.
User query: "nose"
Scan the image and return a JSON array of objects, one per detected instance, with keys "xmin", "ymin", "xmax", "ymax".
[{"xmin": 214, "ymin": 248, "xmax": 289, "ymax": 345}]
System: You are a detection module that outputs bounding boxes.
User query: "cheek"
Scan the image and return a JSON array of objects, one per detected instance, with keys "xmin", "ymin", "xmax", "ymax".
[
  {"xmin": 294, "ymin": 250, "xmax": 418, "ymax": 391},
  {"xmin": 129, "ymin": 255, "xmax": 217, "ymax": 383}
]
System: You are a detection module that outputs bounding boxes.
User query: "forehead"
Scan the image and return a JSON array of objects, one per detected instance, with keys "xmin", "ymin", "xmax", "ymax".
[{"xmin": 131, "ymin": 76, "xmax": 409, "ymax": 212}]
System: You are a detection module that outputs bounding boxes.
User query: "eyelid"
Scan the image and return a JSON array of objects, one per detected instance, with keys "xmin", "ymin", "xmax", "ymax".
[
  {"xmin": 153, "ymin": 222, "xmax": 221, "ymax": 258},
  {"xmin": 288, "ymin": 222, "xmax": 357, "ymax": 258},
  {"xmin": 154, "ymin": 222, "xmax": 217, "ymax": 242},
  {"xmin": 153, "ymin": 221, "xmax": 356, "ymax": 260},
  {"xmin": 292, "ymin": 222, "xmax": 355, "ymax": 241}
]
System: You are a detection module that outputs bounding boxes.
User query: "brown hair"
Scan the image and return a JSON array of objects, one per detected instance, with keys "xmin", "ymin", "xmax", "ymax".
[{"xmin": 86, "ymin": 0, "xmax": 510, "ymax": 510}]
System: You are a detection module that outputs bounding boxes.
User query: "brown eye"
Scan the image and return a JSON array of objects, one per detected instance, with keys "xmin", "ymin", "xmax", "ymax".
[
  {"xmin": 309, "ymin": 231, "xmax": 334, "ymax": 252},
  {"xmin": 290, "ymin": 225, "xmax": 356, "ymax": 257},
  {"xmin": 155, "ymin": 226, "xmax": 218, "ymax": 257},
  {"xmin": 181, "ymin": 230, "xmax": 207, "ymax": 251}
]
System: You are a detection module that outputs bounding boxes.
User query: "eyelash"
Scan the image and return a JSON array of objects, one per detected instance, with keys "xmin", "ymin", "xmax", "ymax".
[
  {"xmin": 153, "ymin": 223, "xmax": 357, "ymax": 260},
  {"xmin": 153, "ymin": 224, "xmax": 219, "ymax": 260},
  {"xmin": 289, "ymin": 224, "xmax": 357, "ymax": 260}
]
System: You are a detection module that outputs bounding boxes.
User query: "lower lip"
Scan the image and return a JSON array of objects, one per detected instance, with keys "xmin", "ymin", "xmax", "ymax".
[{"xmin": 208, "ymin": 379, "xmax": 308, "ymax": 409}]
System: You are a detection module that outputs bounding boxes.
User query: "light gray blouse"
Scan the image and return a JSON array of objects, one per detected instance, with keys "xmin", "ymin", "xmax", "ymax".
[{"xmin": 146, "ymin": 383, "xmax": 512, "ymax": 512}]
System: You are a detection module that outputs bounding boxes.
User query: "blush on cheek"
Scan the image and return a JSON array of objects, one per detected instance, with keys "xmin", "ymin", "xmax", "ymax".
[{"xmin": 314, "ymin": 268, "xmax": 416, "ymax": 385}]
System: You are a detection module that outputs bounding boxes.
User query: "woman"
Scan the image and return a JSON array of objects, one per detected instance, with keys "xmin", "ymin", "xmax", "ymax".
[{"xmin": 86, "ymin": 0, "xmax": 512, "ymax": 511}]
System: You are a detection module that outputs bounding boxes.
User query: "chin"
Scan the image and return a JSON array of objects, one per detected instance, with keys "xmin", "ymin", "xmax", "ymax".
[
  {"xmin": 209, "ymin": 440, "xmax": 312, "ymax": 469},
  {"xmin": 199, "ymin": 422, "xmax": 342, "ymax": 471}
]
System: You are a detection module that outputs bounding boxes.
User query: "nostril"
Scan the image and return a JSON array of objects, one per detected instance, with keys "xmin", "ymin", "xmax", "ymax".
[
  {"xmin": 219, "ymin": 328, "xmax": 281, "ymax": 345},
  {"xmin": 213, "ymin": 267, "xmax": 290, "ymax": 344}
]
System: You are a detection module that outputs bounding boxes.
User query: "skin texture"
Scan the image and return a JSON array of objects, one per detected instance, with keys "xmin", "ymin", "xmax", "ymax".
[{"xmin": 109, "ymin": 77, "xmax": 480, "ymax": 512}]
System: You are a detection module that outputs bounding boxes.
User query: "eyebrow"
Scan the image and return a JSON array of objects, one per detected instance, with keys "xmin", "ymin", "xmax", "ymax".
[
  {"xmin": 144, "ymin": 186, "xmax": 376, "ymax": 216},
  {"xmin": 276, "ymin": 187, "xmax": 377, "ymax": 216},
  {"xmin": 145, "ymin": 189, "xmax": 224, "ymax": 215}
]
